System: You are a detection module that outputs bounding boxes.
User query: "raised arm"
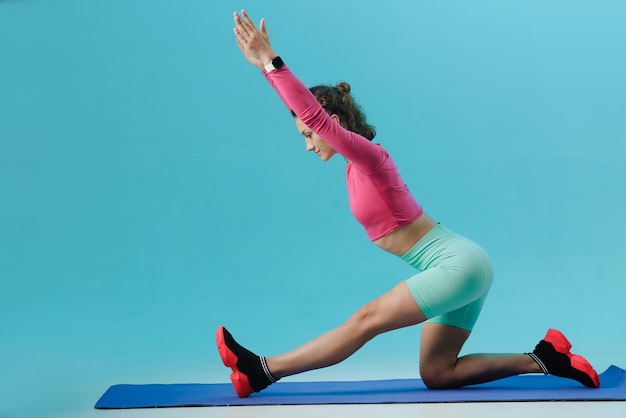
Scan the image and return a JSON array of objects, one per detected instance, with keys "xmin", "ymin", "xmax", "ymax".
[{"xmin": 233, "ymin": 10, "xmax": 386, "ymax": 172}]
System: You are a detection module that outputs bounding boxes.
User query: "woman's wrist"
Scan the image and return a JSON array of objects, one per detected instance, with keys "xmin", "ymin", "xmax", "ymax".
[{"xmin": 259, "ymin": 51, "xmax": 278, "ymax": 67}]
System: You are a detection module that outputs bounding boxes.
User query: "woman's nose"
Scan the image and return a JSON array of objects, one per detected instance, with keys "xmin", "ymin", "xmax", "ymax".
[{"xmin": 305, "ymin": 141, "xmax": 315, "ymax": 152}]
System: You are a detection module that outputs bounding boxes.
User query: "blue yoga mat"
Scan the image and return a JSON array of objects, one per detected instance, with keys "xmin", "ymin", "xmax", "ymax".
[{"xmin": 95, "ymin": 365, "xmax": 626, "ymax": 409}]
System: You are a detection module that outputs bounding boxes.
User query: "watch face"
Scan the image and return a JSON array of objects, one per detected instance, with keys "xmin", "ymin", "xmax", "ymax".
[{"xmin": 272, "ymin": 56, "xmax": 284, "ymax": 70}]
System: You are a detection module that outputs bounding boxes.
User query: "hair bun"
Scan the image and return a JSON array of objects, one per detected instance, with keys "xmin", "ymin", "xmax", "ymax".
[{"xmin": 335, "ymin": 82, "xmax": 351, "ymax": 94}]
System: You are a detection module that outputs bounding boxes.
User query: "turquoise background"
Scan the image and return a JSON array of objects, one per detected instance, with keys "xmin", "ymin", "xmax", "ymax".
[{"xmin": 1, "ymin": 1, "xmax": 625, "ymax": 417}]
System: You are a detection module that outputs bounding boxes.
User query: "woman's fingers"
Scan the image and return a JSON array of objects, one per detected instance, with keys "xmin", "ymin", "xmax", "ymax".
[
  {"xmin": 240, "ymin": 9, "xmax": 256, "ymax": 31},
  {"xmin": 233, "ymin": 12, "xmax": 250, "ymax": 39},
  {"xmin": 236, "ymin": 10, "xmax": 256, "ymax": 39},
  {"xmin": 233, "ymin": 28, "xmax": 244, "ymax": 48}
]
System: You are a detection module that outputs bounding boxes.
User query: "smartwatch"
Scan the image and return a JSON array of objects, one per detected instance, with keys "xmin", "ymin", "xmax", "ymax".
[{"xmin": 264, "ymin": 56, "xmax": 284, "ymax": 72}]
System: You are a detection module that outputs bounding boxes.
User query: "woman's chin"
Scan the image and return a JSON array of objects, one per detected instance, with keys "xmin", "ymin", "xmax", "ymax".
[{"xmin": 320, "ymin": 152, "xmax": 337, "ymax": 162}]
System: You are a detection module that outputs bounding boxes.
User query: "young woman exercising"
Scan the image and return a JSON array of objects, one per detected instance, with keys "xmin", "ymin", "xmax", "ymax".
[{"xmin": 216, "ymin": 9, "xmax": 600, "ymax": 398}]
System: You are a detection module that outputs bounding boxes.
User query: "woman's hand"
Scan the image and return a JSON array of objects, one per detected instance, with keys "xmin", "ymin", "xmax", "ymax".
[{"xmin": 233, "ymin": 9, "xmax": 277, "ymax": 69}]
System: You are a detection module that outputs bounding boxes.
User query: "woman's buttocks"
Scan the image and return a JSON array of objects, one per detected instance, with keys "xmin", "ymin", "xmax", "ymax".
[{"xmin": 401, "ymin": 223, "xmax": 493, "ymax": 282}]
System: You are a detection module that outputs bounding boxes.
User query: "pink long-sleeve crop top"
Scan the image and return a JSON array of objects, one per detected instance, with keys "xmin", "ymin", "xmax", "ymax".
[{"xmin": 263, "ymin": 64, "xmax": 423, "ymax": 241}]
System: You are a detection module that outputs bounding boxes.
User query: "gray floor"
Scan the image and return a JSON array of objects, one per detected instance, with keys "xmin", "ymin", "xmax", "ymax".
[{"xmin": 60, "ymin": 401, "xmax": 626, "ymax": 418}]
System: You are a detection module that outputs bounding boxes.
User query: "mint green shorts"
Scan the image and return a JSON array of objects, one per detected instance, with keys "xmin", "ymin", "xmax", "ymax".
[{"xmin": 401, "ymin": 223, "xmax": 493, "ymax": 331}]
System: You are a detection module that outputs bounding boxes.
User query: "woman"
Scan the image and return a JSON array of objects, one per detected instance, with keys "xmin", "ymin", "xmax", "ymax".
[{"xmin": 217, "ymin": 9, "xmax": 600, "ymax": 398}]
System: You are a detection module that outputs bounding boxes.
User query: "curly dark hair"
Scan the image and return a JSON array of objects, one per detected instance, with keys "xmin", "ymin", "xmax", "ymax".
[{"xmin": 292, "ymin": 82, "xmax": 376, "ymax": 141}]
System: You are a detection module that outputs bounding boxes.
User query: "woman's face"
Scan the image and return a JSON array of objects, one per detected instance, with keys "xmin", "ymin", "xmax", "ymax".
[{"xmin": 294, "ymin": 117, "xmax": 338, "ymax": 162}]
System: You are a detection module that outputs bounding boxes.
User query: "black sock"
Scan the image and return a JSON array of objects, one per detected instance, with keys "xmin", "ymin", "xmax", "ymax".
[{"xmin": 222, "ymin": 328, "xmax": 277, "ymax": 392}]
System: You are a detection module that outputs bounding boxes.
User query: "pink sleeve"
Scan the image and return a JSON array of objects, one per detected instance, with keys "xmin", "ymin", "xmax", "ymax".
[{"xmin": 263, "ymin": 65, "xmax": 386, "ymax": 173}]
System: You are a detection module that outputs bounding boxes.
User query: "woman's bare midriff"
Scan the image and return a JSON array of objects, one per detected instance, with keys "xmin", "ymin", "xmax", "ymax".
[{"xmin": 372, "ymin": 213, "xmax": 438, "ymax": 256}]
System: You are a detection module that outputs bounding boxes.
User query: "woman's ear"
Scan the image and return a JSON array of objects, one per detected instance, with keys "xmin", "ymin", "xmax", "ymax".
[{"xmin": 331, "ymin": 113, "xmax": 342, "ymax": 126}]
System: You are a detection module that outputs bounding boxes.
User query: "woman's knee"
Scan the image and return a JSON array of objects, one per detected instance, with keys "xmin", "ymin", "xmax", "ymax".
[
  {"xmin": 419, "ymin": 365, "xmax": 459, "ymax": 389},
  {"xmin": 345, "ymin": 302, "xmax": 382, "ymax": 339},
  {"xmin": 346, "ymin": 283, "xmax": 426, "ymax": 336}
]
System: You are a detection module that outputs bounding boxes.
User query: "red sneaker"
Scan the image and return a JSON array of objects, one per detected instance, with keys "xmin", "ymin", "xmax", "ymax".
[
  {"xmin": 532, "ymin": 328, "xmax": 600, "ymax": 388},
  {"xmin": 216, "ymin": 325, "xmax": 255, "ymax": 398}
]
